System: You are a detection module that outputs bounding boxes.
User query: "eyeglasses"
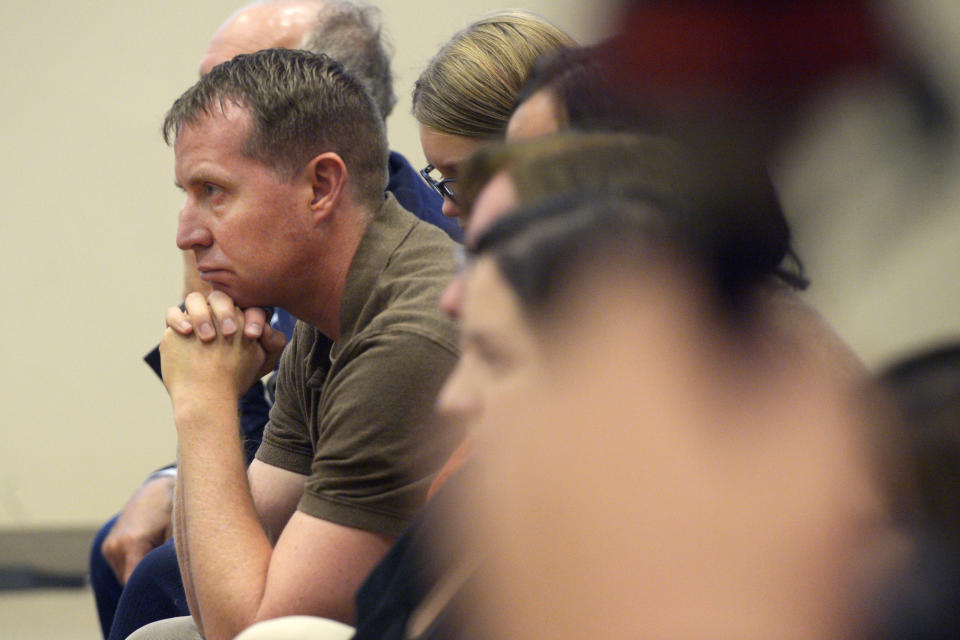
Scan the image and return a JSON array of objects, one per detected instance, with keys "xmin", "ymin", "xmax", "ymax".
[{"xmin": 419, "ymin": 164, "xmax": 458, "ymax": 203}]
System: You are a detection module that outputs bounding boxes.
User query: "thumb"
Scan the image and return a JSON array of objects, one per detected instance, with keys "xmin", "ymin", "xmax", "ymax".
[{"xmin": 261, "ymin": 325, "xmax": 287, "ymax": 364}]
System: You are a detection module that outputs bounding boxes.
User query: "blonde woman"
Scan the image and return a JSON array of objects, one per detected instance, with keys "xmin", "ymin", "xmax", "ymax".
[{"xmin": 413, "ymin": 10, "xmax": 575, "ymax": 224}]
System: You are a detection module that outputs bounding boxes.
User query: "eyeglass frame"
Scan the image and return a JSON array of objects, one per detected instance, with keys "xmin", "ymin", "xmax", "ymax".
[{"xmin": 419, "ymin": 164, "xmax": 458, "ymax": 203}]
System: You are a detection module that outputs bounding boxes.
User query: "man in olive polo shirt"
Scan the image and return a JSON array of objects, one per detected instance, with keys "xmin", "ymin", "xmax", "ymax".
[{"xmin": 143, "ymin": 48, "xmax": 461, "ymax": 640}]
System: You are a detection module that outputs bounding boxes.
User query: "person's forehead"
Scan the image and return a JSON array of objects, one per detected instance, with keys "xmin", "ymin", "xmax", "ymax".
[
  {"xmin": 202, "ymin": 18, "xmax": 274, "ymax": 74},
  {"xmin": 462, "ymin": 257, "xmax": 521, "ymax": 329},
  {"xmin": 174, "ymin": 102, "xmax": 253, "ymax": 158},
  {"xmin": 419, "ymin": 125, "xmax": 483, "ymax": 174},
  {"xmin": 506, "ymin": 88, "xmax": 561, "ymax": 142}
]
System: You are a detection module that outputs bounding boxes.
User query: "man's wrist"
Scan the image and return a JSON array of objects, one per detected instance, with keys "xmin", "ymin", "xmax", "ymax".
[
  {"xmin": 172, "ymin": 390, "xmax": 243, "ymax": 439},
  {"xmin": 170, "ymin": 383, "xmax": 238, "ymax": 416}
]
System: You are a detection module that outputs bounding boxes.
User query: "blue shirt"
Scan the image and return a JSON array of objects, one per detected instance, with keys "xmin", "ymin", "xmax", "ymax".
[{"xmin": 387, "ymin": 150, "xmax": 462, "ymax": 242}]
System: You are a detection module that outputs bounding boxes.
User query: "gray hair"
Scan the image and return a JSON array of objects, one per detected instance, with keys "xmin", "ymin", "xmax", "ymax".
[{"xmin": 300, "ymin": 0, "xmax": 396, "ymax": 120}]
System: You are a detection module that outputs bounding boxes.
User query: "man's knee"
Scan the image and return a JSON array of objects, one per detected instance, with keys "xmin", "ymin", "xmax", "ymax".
[
  {"xmin": 110, "ymin": 540, "xmax": 189, "ymax": 640},
  {"xmin": 234, "ymin": 616, "xmax": 355, "ymax": 640},
  {"xmin": 90, "ymin": 515, "xmax": 124, "ymax": 636},
  {"xmin": 125, "ymin": 615, "xmax": 202, "ymax": 640},
  {"xmin": 125, "ymin": 538, "xmax": 181, "ymax": 589},
  {"xmin": 89, "ymin": 514, "xmax": 121, "ymax": 580}
]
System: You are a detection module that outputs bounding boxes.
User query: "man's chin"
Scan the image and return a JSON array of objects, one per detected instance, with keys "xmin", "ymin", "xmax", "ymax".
[{"xmin": 209, "ymin": 284, "xmax": 267, "ymax": 310}]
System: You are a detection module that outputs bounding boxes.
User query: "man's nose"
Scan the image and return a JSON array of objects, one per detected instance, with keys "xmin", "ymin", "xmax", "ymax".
[{"xmin": 176, "ymin": 203, "xmax": 212, "ymax": 251}]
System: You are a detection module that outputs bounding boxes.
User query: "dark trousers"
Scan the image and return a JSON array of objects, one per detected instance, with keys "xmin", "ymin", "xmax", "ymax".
[{"xmin": 89, "ymin": 515, "xmax": 189, "ymax": 640}]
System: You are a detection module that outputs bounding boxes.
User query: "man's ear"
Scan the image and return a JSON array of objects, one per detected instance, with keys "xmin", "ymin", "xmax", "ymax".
[{"xmin": 307, "ymin": 152, "xmax": 348, "ymax": 223}]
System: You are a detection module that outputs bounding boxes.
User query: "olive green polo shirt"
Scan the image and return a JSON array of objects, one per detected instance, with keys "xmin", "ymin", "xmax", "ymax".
[{"xmin": 256, "ymin": 194, "xmax": 463, "ymax": 537}]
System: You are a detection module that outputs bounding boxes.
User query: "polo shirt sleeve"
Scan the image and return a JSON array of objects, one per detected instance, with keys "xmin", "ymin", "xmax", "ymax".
[
  {"xmin": 301, "ymin": 328, "xmax": 461, "ymax": 538},
  {"xmin": 256, "ymin": 322, "xmax": 317, "ymax": 476}
]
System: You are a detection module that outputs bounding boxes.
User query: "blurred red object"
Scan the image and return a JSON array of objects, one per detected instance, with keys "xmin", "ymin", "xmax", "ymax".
[{"xmin": 607, "ymin": 0, "xmax": 888, "ymax": 99}]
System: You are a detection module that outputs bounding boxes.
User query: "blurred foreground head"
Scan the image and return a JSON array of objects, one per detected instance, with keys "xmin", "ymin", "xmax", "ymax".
[
  {"xmin": 603, "ymin": 0, "xmax": 888, "ymax": 154},
  {"xmin": 871, "ymin": 343, "xmax": 960, "ymax": 638},
  {"xmin": 880, "ymin": 343, "xmax": 960, "ymax": 540},
  {"xmin": 460, "ymin": 130, "xmax": 807, "ymax": 293},
  {"xmin": 449, "ymin": 195, "xmax": 896, "ymax": 639},
  {"xmin": 500, "ymin": 1, "xmax": 892, "ymax": 299},
  {"xmin": 439, "ymin": 130, "xmax": 849, "ymax": 429}
]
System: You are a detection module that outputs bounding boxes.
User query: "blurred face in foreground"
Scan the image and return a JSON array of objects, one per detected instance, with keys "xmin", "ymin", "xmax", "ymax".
[
  {"xmin": 436, "ymin": 256, "xmax": 541, "ymax": 429},
  {"xmin": 462, "ymin": 257, "xmax": 895, "ymax": 640},
  {"xmin": 439, "ymin": 171, "xmax": 519, "ymax": 319}
]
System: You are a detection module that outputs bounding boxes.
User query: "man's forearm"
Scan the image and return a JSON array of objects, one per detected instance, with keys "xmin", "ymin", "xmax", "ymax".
[
  {"xmin": 173, "ymin": 468, "xmax": 202, "ymax": 633},
  {"xmin": 174, "ymin": 392, "xmax": 275, "ymax": 640}
]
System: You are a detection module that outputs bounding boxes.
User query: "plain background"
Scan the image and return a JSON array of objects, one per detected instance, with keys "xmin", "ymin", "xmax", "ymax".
[{"xmin": 1, "ymin": 0, "xmax": 958, "ymax": 531}]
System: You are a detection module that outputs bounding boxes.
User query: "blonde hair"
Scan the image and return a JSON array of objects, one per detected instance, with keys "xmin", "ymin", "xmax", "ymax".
[{"xmin": 413, "ymin": 10, "xmax": 576, "ymax": 138}]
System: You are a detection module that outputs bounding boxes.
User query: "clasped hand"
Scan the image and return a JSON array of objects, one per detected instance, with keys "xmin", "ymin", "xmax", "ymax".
[{"xmin": 160, "ymin": 291, "xmax": 287, "ymax": 403}]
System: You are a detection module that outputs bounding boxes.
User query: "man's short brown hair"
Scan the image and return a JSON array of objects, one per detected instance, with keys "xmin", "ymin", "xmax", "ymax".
[{"xmin": 164, "ymin": 47, "xmax": 388, "ymax": 209}]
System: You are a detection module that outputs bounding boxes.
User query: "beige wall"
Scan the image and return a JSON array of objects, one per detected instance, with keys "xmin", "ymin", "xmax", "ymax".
[{"xmin": 0, "ymin": 1, "xmax": 616, "ymax": 528}]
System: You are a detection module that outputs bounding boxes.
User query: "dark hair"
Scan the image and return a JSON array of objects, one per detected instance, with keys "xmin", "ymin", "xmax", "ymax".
[
  {"xmin": 879, "ymin": 343, "xmax": 960, "ymax": 535},
  {"xmin": 872, "ymin": 343, "xmax": 960, "ymax": 639},
  {"xmin": 471, "ymin": 195, "xmax": 724, "ymax": 322},
  {"xmin": 509, "ymin": 48, "xmax": 808, "ymax": 291},
  {"xmin": 511, "ymin": 44, "xmax": 632, "ymax": 132},
  {"xmin": 163, "ymin": 48, "xmax": 387, "ymax": 208},
  {"xmin": 687, "ymin": 158, "xmax": 809, "ymax": 292},
  {"xmin": 462, "ymin": 132, "xmax": 807, "ymax": 295}
]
